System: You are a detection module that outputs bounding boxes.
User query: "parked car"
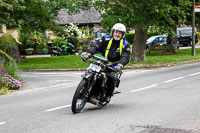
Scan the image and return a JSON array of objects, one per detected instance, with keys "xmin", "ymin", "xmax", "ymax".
[
  {"xmin": 146, "ymin": 35, "xmax": 168, "ymax": 50},
  {"xmin": 146, "ymin": 34, "xmax": 180, "ymax": 50},
  {"xmin": 177, "ymin": 27, "xmax": 198, "ymax": 46}
]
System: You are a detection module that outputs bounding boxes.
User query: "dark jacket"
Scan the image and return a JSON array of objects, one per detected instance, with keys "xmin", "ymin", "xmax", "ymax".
[{"xmin": 88, "ymin": 35, "xmax": 130, "ymax": 66}]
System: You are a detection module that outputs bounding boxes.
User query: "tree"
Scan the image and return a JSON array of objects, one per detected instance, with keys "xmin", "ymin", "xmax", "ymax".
[
  {"xmin": 0, "ymin": 0, "xmax": 25, "ymax": 28},
  {"xmin": 94, "ymin": 0, "xmax": 191, "ymax": 62},
  {"xmin": 13, "ymin": 0, "xmax": 92, "ymax": 31},
  {"xmin": 0, "ymin": 0, "xmax": 92, "ymax": 31},
  {"xmin": 183, "ymin": 1, "xmax": 200, "ymax": 29},
  {"xmin": 12, "ymin": 0, "xmax": 92, "ymax": 53}
]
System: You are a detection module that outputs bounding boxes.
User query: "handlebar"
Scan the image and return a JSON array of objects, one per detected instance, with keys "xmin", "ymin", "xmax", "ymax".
[
  {"xmin": 83, "ymin": 57, "xmax": 121, "ymax": 73},
  {"xmin": 84, "ymin": 58, "xmax": 106, "ymax": 68},
  {"xmin": 107, "ymin": 65, "xmax": 118, "ymax": 73}
]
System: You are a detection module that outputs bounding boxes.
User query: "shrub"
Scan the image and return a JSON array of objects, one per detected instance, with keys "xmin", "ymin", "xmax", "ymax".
[
  {"xmin": 0, "ymin": 65, "xmax": 21, "ymax": 93},
  {"xmin": 31, "ymin": 31, "xmax": 48, "ymax": 51},
  {"xmin": 56, "ymin": 24, "xmax": 79, "ymax": 47},
  {"xmin": 19, "ymin": 29, "xmax": 48, "ymax": 54},
  {"xmin": 197, "ymin": 32, "xmax": 200, "ymax": 39},
  {"xmin": 1, "ymin": 74, "xmax": 21, "ymax": 90},
  {"xmin": 0, "ymin": 44, "xmax": 21, "ymax": 94},
  {"xmin": 65, "ymin": 24, "xmax": 79, "ymax": 47},
  {"xmin": 0, "ymin": 33, "xmax": 17, "ymax": 43},
  {"xmin": 0, "ymin": 33, "xmax": 21, "ymax": 62},
  {"xmin": 147, "ymin": 31, "xmax": 162, "ymax": 38},
  {"xmin": 0, "ymin": 83, "xmax": 9, "ymax": 95},
  {"xmin": 0, "ymin": 50, "xmax": 20, "ymax": 81},
  {"xmin": 18, "ymin": 31, "xmax": 33, "ymax": 54},
  {"xmin": 125, "ymin": 33, "xmax": 135, "ymax": 44},
  {"xmin": 51, "ymin": 38, "xmax": 67, "ymax": 47}
]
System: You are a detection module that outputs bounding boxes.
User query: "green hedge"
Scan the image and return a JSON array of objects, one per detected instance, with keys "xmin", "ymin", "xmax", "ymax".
[
  {"xmin": 0, "ymin": 33, "xmax": 17, "ymax": 44},
  {"xmin": 125, "ymin": 31, "xmax": 162, "ymax": 44},
  {"xmin": 124, "ymin": 33, "xmax": 135, "ymax": 44}
]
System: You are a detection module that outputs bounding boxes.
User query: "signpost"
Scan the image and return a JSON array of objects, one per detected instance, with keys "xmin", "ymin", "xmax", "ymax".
[{"xmin": 192, "ymin": 1, "xmax": 196, "ymax": 56}]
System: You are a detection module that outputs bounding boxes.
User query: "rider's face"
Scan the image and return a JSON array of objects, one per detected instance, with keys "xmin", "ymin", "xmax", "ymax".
[{"xmin": 113, "ymin": 30, "xmax": 123, "ymax": 40}]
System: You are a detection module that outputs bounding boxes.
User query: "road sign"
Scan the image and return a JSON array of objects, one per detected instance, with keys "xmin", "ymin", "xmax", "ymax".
[{"xmin": 195, "ymin": 5, "xmax": 200, "ymax": 12}]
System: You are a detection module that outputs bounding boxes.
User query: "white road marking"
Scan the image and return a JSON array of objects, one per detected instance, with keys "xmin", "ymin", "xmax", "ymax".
[
  {"xmin": 189, "ymin": 72, "xmax": 200, "ymax": 76},
  {"xmin": 24, "ymin": 72, "xmax": 83, "ymax": 77},
  {"xmin": 164, "ymin": 77, "xmax": 184, "ymax": 83},
  {"xmin": 16, "ymin": 90, "xmax": 32, "ymax": 93},
  {"xmin": 124, "ymin": 70, "xmax": 152, "ymax": 76},
  {"xmin": 130, "ymin": 84, "xmax": 158, "ymax": 93},
  {"xmin": 16, "ymin": 83, "xmax": 73, "ymax": 94},
  {"xmin": 44, "ymin": 75, "xmax": 73, "ymax": 77},
  {"xmin": 74, "ymin": 72, "xmax": 84, "ymax": 75},
  {"xmin": 32, "ymin": 72, "xmax": 83, "ymax": 75},
  {"xmin": 0, "ymin": 122, "xmax": 6, "ymax": 125},
  {"xmin": 21, "ymin": 71, "xmax": 200, "ymax": 113},
  {"xmin": 44, "ymin": 104, "xmax": 71, "ymax": 112},
  {"xmin": 33, "ymin": 73, "xmax": 69, "ymax": 75}
]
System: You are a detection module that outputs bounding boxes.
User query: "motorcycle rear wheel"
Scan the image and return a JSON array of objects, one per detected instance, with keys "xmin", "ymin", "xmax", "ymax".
[{"xmin": 71, "ymin": 79, "xmax": 88, "ymax": 113}]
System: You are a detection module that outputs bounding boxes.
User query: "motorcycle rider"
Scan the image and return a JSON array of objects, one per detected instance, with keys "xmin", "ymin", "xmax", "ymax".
[{"xmin": 82, "ymin": 23, "xmax": 130, "ymax": 103}]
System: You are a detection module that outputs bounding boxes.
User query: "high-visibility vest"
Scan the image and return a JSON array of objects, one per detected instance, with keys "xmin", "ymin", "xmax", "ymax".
[{"xmin": 105, "ymin": 37, "xmax": 123, "ymax": 64}]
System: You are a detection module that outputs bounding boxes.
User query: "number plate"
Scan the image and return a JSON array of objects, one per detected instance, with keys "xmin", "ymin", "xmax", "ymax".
[{"xmin": 88, "ymin": 64, "xmax": 101, "ymax": 72}]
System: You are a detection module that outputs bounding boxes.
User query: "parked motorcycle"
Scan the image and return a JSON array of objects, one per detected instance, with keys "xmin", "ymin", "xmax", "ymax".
[
  {"xmin": 71, "ymin": 54, "xmax": 122, "ymax": 113},
  {"xmin": 50, "ymin": 43, "xmax": 75, "ymax": 56}
]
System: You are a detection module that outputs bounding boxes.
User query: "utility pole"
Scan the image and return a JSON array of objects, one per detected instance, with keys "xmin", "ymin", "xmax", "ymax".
[{"xmin": 192, "ymin": 0, "xmax": 195, "ymax": 56}]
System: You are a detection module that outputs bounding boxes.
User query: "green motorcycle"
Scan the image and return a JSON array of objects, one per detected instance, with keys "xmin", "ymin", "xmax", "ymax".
[{"xmin": 50, "ymin": 43, "xmax": 75, "ymax": 56}]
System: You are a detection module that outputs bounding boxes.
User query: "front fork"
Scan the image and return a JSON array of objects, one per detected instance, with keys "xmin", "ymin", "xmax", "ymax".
[{"xmin": 81, "ymin": 72, "xmax": 97, "ymax": 94}]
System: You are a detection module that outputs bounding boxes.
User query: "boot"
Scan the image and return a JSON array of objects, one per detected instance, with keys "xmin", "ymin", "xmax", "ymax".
[
  {"xmin": 105, "ymin": 88, "xmax": 114, "ymax": 103},
  {"xmin": 105, "ymin": 95, "xmax": 111, "ymax": 103}
]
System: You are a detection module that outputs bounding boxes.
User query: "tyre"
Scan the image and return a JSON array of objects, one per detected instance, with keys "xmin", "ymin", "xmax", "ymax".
[
  {"xmin": 71, "ymin": 79, "xmax": 88, "ymax": 113},
  {"xmin": 189, "ymin": 41, "xmax": 192, "ymax": 46},
  {"xmin": 189, "ymin": 41, "xmax": 196, "ymax": 46}
]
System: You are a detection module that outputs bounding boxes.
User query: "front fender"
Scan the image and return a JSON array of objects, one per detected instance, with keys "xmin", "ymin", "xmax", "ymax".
[{"xmin": 81, "ymin": 72, "xmax": 94, "ymax": 80}]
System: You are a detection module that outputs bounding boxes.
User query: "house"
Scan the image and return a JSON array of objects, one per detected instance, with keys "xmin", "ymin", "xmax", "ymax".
[
  {"xmin": 46, "ymin": 6, "xmax": 103, "ymax": 40},
  {"xmin": 56, "ymin": 6, "xmax": 101, "ymax": 28}
]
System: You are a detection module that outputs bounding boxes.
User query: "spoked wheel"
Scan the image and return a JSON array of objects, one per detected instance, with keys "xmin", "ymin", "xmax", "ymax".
[{"xmin": 71, "ymin": 79, "xmax": 88, "ymax": 113}]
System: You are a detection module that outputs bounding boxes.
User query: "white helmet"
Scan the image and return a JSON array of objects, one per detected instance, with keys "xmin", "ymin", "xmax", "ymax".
[{"xmin": 111, "ymin": 23, "xmax": 126, "ymax": 38}]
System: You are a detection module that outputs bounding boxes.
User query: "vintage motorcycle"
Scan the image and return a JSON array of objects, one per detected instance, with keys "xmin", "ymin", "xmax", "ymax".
[{"xmin": 71, "ymin": 54, "xmax": 122, "ymax": 113}]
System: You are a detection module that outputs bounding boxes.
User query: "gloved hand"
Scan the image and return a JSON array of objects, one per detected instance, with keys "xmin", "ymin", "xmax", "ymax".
[
  {"xmin": 81, "ymin": 53, "xmax": 91, "ymax": 62},
  {"xmin": 114, "ymin": 64, "xmax": 124, "ymax": 72}
]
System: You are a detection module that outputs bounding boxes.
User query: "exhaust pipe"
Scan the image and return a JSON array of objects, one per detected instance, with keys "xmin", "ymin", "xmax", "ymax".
[{"xmin": 89, "ymin": 97, "xmax": 102, "ymax": 107}]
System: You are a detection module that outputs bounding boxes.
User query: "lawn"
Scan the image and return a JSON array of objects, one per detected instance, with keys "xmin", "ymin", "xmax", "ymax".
[
  {"xmin": 128, "ymin": 48, "xmax": 200, "ymax": 68},
  {"xmin": 18, "ymin": 48, "xmax": 200, "ymax": 70},
  {"xmin": 18, "ymin": 55, "xmax": 89, "ymax": 70}
]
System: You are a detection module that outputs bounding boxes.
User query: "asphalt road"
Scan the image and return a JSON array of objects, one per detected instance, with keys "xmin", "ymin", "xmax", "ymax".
[{"xmin": 1, "ymin": 62, "xmax": 200, "ymax": 133}]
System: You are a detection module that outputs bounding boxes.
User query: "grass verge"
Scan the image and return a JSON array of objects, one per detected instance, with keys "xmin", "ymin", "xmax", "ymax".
[
  {"xmin": 18, "ymin": 55, "xmax": 89, "ymax": 70},
  {"xmin": 128, "ymin": 48, "xmax": 200, "ymax": 68},
  {"xmin": 18, "ymin": 48, "xmax": 200, "ymax": 70}
]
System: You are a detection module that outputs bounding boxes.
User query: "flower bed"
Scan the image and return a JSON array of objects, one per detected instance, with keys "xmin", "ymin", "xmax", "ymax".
[{"xmin": 0, "ymin": 65, "xmax": 21, "ymax": 94}]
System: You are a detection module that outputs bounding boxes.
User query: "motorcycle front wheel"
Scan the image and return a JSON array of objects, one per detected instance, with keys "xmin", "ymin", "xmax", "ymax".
[{"xmin": 71, "ymin": 79, "xmax": 88, "ymax": 113}]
